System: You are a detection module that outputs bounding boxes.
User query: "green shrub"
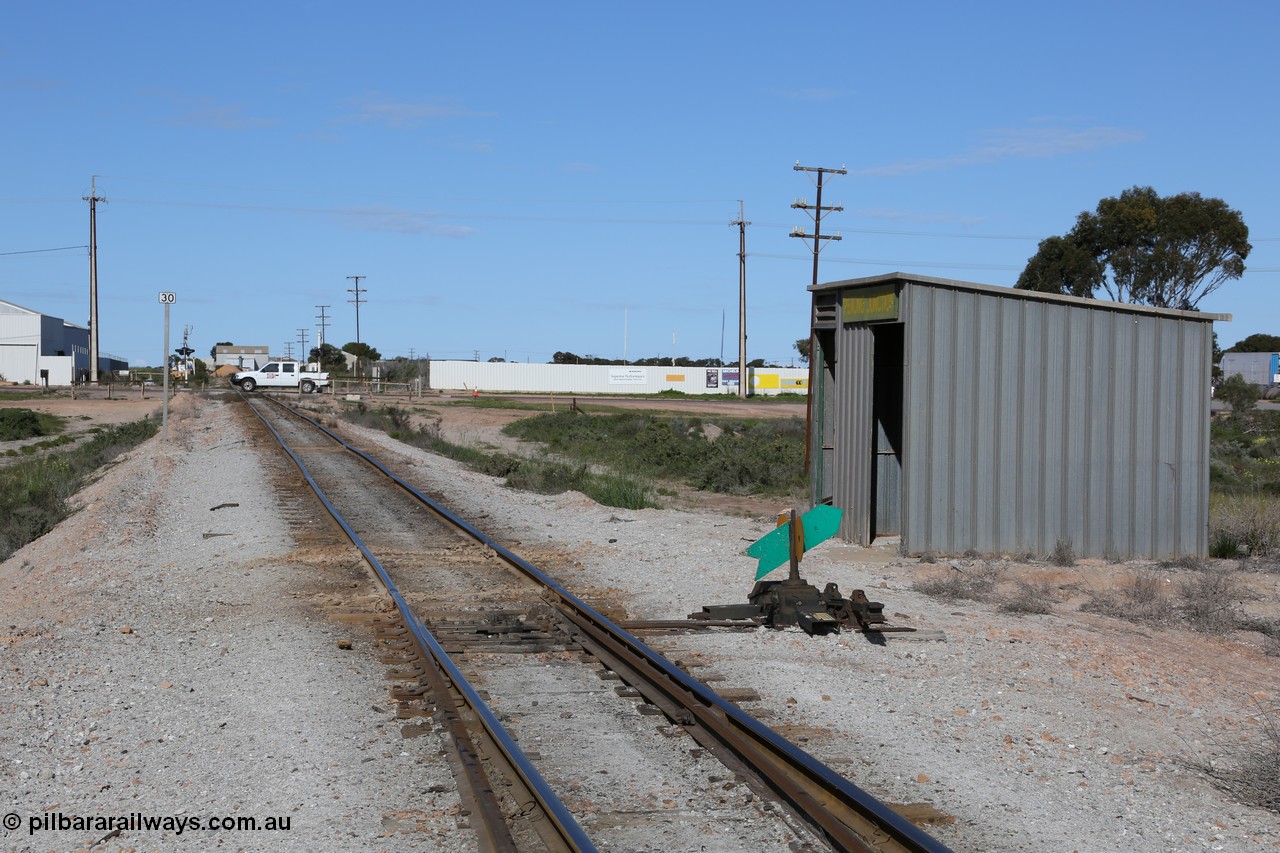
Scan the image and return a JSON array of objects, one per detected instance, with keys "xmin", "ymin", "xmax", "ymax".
[
  {"xmin": 336, "ymin": 404, "xmax": 658, "ymax": 509},
  {"xmin": 1209, "ymin": 530, "xmax": 1244, "ymax": 559},
  {"xmin": 505, "ymin": 460, "xmax": 657, "ymax": 509},
  {"xmin": 0, "ymin": 408, "xmax": 64, "ymax": 441},
  {"xmin": 0, "ymin": 417, "xmax": 157, "ymax": 560},
  {"xmin": 505, "ymin": 459, "xmax": 588, "ymax": 493},
  {"xmin": 503, "ymin": 411, "xmax": 805, "ymax": 497},
  {"xmin": 584, "ymin": 475, "xmax": 657, "ymax": 509},
  {"xmin": 1218, "ymin": 374, "xmax": 1259, "ymax": 416},
  {"xmin": 1211, "ymin": 493, "xmax": 1280, "ymax": 557}
]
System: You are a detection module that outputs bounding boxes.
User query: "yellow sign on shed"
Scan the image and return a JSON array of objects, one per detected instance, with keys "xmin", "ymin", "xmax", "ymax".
[{"xmin": 842, "ymin": 283, "xmax": 898, "ymax": 323}]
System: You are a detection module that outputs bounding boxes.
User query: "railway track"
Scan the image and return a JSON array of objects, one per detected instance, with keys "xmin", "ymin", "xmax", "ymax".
[{"xmin": 239, "ymin": 391, "xmax": 953, "ymax": 853}]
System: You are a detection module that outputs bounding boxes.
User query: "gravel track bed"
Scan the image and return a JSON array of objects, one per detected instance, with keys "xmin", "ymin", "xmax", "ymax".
[{"xmin": 2, "ymin": 392, "xmax": 1278, "ymax": 852}]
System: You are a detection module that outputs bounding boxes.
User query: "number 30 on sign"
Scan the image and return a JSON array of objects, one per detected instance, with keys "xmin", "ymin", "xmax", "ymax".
[{"xmin": 158, "ymin": 292, "xmax": 177, "ymax": 304}]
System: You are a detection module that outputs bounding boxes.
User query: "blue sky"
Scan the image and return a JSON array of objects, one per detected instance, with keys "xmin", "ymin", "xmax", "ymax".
[{"xmin": 3, "ymin": 1, "xmax": 1277, "ymax": 367}]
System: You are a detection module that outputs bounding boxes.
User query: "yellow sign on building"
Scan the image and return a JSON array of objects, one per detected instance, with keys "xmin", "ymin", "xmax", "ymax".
[{"xmin": 842, "ymin": 283, "xmax": 898, "ymax": 323}]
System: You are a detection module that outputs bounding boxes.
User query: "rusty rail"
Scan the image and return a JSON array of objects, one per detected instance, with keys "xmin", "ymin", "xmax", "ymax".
[{"xmin": 249, "ymin": 392, "xmax": 953, "ymax": 853}]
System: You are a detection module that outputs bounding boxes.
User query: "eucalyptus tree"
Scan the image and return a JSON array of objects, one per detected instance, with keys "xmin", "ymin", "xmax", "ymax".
[{"xmin": 1017, "ymin": 186, "xmax": 1250, "ymax": 309}]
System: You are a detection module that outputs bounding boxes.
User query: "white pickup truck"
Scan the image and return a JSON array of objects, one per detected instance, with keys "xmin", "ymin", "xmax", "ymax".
[{"xmin": 231, "ymin": 361, "xmax": 331, "ymax": 393}]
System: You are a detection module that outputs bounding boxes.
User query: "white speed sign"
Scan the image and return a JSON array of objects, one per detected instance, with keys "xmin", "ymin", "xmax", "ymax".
[{"xmin": 158, "ymin": 292, "xmax": 177, "ymax": 304}]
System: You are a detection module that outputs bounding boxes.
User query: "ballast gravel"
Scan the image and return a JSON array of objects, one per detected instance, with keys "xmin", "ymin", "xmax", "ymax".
[{"xmin": 1, "ymin": 392, "xmax": 1278, "ymax": 852}]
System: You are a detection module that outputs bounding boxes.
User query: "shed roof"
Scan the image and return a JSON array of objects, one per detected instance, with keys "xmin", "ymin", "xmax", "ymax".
[
  {"xmin": 0, "ymin": 298, "xmax": 84, "ymax": 328},
  {"xmin": 214, "ymin": 345, "xmax": 269, "ymax": 354},
  {"xmin": 809, "ymin": 272, "xmax": 1231, "ymax": 324},
  {"xmin": 0, "ymin": 298, "xmax": 42, "ymax": 316}
]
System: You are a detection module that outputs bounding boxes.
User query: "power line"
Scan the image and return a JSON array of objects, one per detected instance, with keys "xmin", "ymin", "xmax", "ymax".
[
  {"xmin": 0, "ymin": 245, "xmax": 89, "ymax": 257},
  {"xmin": 749, "ymin": 252, "xmax": 1023, "ymax": 271},
  {"xmin": 750, "ymin": 253, "xmax": 1280, "ymax": 274},
  {"xmin": 68, "ymin": 195, "xmax": 1280, "ymax": 243}
]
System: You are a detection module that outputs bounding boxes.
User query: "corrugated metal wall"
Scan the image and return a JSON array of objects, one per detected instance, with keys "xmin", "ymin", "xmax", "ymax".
[
  {"xmin": 899, "ymin": 283, "xmax": 1212, "ymax": 559},
  {"xmin": 833, "ymin": 326, "xmax": 874, "ymax": 544},
  {"xmin": 0, "ymin": 311, "xmax": 39, "ymax": 345},
  {"xmin": 0, "ymin": 310, "xmax": 40, "ymax": 383},
  {"xmin": 0, "ymin": 344, "xmax": 38, "ymax": 385}
]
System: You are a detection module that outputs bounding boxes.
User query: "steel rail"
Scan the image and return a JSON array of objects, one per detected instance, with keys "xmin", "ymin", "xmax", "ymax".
[
  {"xmin": 242, "ymin": 393, "xmax": 596, "ymax": 853},
  {"xmin": 264, "ymin": 395, "xmax": 953, "ymax": 853}
]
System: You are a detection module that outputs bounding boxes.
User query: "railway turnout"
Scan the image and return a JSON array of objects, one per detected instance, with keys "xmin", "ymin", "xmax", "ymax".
[{"xmin": 240, "ymin": 391, "xmax": 953, "ymax": 853}]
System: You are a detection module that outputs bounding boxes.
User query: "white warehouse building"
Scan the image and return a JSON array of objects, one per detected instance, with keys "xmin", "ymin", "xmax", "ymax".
[
  {"xmin": 422, "ymin": 360, "xmax": 809, "ymax": 396},
  {"xmin": 0, "ymin": 298, "xmax": 127, "ymax": 385}
]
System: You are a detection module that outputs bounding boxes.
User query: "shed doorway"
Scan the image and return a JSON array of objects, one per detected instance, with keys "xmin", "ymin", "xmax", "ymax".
[{"xmin": 870, "ymin": 324, "xmax": 904, "ymax": 537}]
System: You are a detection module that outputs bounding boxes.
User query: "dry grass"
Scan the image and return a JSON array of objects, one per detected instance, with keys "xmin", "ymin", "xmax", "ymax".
[
  {"xmin": 1077, "ymin": 564, "xmax": 1257, "ymax": 637},
  {"xmin": 1198, "ymin": 701, "xmax": 1280, "ymax": 814},
  {"xmin": 1048, "ymin": 538, "xmax": 1076, "ymax": 567},
  {"xmin": 1177, "ymin": 570, "xmax": 1245, "ymax": 634},
  {"xmin": 1160, "ymin": 555, "xmax": 1208, "ymax": 571},
  {"xmin": 1211, "ymin": 493, "xmax": 1280, "ymax": 558},
  {"xmin": 913, "ymin": 561, "xmax": 1003, "ymax": 602},
  {"xmin": 1080, "ymin": 570, "xmax": 1178, "ymax": 625},
  {"xmin": 998, "ymin": 580, "xmax": 1055, "ymax": 615}
]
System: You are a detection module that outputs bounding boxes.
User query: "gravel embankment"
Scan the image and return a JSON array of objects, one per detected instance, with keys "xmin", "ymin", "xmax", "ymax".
[
  {"xmin": 2, "ymin": 395, "xmax": 471, "ymax": 852},
  {"xmin": 3, "ymin": 392, "xmax": 1278, "ymax": 852}
]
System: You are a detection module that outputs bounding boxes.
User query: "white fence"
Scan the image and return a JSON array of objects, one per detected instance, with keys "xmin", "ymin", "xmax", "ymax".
[{"xmin": 423, "ymin": 361, "xmax": 808, "ymax": 396}]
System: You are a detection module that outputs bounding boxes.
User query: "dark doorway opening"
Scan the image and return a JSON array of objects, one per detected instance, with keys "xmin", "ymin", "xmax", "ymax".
[{"xmin": 870, "ymin": 324, "xmax": 904, "ymax": 537}]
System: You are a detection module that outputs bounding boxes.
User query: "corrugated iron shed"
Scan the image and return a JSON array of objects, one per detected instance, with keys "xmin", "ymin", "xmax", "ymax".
[{"xmin": 808, "ymin": 273, "xmax": 1229, "ymax": 559}]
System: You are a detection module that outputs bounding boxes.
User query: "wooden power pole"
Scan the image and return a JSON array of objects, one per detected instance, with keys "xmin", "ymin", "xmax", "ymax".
[
  {"xmin": 730, "ymin": 201, "xmax": 751, "ymax": 399},
  {"xmin": 84, "ymin": 177, "xmax": 107, "ymax": 384},
  {"xmin": 346, "ymin": 276, "xmax": 367, "ymax": 378},
  {"xmin": 790, "ymin": 164, "xmax": 846, "ymax": 476}
]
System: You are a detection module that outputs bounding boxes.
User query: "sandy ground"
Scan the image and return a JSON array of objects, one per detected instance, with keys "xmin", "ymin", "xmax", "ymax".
[
  {"xmin": 0, "ymin": 389, "xmax": 164, "ymax": 427},
  {"xmin": 0, "ymin": 388, "xmax": 165, "ymax": 463}
]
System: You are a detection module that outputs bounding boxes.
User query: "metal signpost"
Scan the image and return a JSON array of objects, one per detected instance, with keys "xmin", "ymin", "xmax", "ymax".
[{"xmin": 159, "ymin": 292, "xmax": 176, "ymax": 440}]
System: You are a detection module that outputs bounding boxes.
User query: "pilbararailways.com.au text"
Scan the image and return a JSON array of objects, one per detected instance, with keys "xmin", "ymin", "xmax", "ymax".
[{"xmin": 12, "ymin": 811, "xmax": 291, "ymax": 836}]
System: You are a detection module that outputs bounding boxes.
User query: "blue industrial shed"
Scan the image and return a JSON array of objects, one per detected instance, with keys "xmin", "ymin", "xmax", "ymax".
[{"xmin": 807, "ymin": 273, "xmax": 1228, "ymax": 559}]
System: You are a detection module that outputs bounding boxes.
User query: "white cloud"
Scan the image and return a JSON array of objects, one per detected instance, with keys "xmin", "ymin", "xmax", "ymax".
[
  {"xmin": 344, "ymin": 94, "xmax": 491, "ymax": 128},
  {"xmin": 854, "ymin": 123, "xmax": 1145, "ymax": 177},
  {"xmin": 154, "ymin": 97, "xmax": 277, "ymax": 129}
]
